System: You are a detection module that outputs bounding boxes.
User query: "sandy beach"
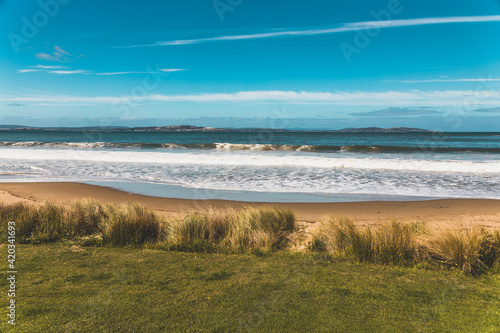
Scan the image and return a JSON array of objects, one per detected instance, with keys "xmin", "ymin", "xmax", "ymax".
[{"xmin": 1, "ymin": 182, "xmax": 499, "ymax": 233}]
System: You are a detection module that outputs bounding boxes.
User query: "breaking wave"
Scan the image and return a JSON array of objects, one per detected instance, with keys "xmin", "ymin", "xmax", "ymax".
[{"xmin": 1, "ymin": 141, "xmax": 499, "ymax": 154}]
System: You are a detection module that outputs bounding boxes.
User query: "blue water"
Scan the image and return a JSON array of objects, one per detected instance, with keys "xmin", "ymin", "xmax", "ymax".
[
  {"xmin": 0, "ymin": 130, "xmax": 499, "ymax": 201},
  {"xmin": 1, "ymin": 130, "xmax": 500, "ymax": 152}
]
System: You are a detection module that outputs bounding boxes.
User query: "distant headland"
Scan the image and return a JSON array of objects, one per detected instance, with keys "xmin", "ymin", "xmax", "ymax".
[{"xmin": 0, "ymin": 124, "xmax": 436, "ymax": 132}]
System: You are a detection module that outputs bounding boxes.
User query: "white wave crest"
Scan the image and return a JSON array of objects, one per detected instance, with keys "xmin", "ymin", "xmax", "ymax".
[{"xmin": 1, "ymin": 148, "xmax": 499, "ymax": 173}]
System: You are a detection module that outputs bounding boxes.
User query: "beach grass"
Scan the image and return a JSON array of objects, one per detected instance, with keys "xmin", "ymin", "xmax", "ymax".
[
  {"xmin": 1, "ymin": 243, "xmax": 499, "ymax": 332},
  {"xmin": 311, "ymin": 216, "xmax": 423, "ymax": 265},
  {"xmin": 311, "ymin": 215, "xmax": 500, "ymax": 274},
  {"xmin": 0, "ymin": 201, "xmax": 296, "ymax": 253},
  {"xmin": 0, "ymin": 200, "xmax": 162, "ymax": 246},
  {"xmin": 1, "ymin": 201, "xmax": 500, "ymax": 331},
  {"xmin": 428, "ymin": 225, "xmax": 500, "ymax": 275},
  {"xmin": 101, "ymin": 204, "xmax": 161, "ymax": 246},
  {"xmin": 163, "ymin": 206, "xmax": 296, "ymax": 253},
  {"xmin": 1, "ymin": 201, "xmax": 499, "ymax": 274}
]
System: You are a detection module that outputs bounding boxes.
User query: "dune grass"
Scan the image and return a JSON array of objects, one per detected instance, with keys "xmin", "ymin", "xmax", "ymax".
[
  {"xmin": 0, "ymin": 201, "xmax": 296, "ymax": 253},
  {"xmin": 0, "ymin": 200, "xmax": 162, "ymax": 246},
  {"xmin": 165, "ymin": 206, "xmax": 296, "ymax": 253},
  {"xmin": 0, "ymin": 201, "xmax": 66, "ymax": 244},
  {"xmin": 428, "ymin": 225, "xmax": 500, "ymax": 275},
  {"xmin": 1, "ymin": 201, "xmax": 499, "ymax": 275},
  {"xmin": 101, "ymin": 204, "xmax": 161, "ymax": 246},
  {"xmin": 311, "ymin": 216, "xmax": 423, "ymax": 265},
  {"xmin": 311, "ymin": 215, "xmax": 500, "ymax": 274}
]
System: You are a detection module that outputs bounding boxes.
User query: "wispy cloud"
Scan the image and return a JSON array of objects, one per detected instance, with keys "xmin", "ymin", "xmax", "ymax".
[
  {"xmin": 96, "ymin": 69, "xmax": 186, "ymax": 75},
  {"xmin": 118, "ymin": 15, "xmax": 500, "ymax": 48},
  {"xmin": 53, "ymin": 45, "xmax": 71, "ymax": 56},
  {"xmin": 35, "ymin": 65, "xmax": 66, "ymax": 69},
  {"xmin": 17, "ymin": 68, "xmax": 87, "ymax": 75},
  {"xmin": 7, "ymin": 103, "xmax": 25, "ymax": 107},
  {"xmin": 36, "ymin": 45, "xmax": 72, "ymax": 62},
  {"xmin": 2, "ymin": 90, "xmax": 500, "ymax": 107},
  {"xmin": 400, "ymin": 78, "xmax": 500, "ymax": 83},
  {"xmin": 49, "ymin": 70, "xmax": 89, "ymax": 75},
  {"xmin": 17, "ymin": 68, "xmax": 186, "ymax": 75},
  {"xmin": 17, "ymin": 69, "xmax": 42, "ymax": 73}
]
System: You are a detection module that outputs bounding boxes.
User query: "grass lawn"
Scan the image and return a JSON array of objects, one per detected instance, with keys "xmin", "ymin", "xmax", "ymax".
[{"xmin": 1, "ymin": 243, "xmax": 500, "ymax": 332}]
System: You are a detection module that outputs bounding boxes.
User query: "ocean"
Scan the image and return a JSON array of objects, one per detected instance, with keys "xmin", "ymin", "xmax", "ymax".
[{"xmin": 0, "ymin": 130, "xmax": 499, "ymax": 202}]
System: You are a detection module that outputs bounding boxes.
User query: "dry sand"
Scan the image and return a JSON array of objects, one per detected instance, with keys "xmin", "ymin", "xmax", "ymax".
[{"xmin": 1, "ymin": 182, "xmax": 499, "ymax": 235}]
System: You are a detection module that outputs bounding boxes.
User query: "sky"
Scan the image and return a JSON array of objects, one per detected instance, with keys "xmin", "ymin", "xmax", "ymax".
[{"xmin": 1, "ymin": 0, "xmax": 500, "ymax": 130}]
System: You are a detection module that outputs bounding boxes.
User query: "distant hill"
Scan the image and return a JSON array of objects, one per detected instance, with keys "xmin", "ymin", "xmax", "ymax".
[
  {"xmin": 0, "ymin": 125, "xmax": 31, "ymax": 129},
  {"xmin": 0, "ymin": 125, "xmax": 435, "ymax": 132},
  {"xmin": 0, "ymin": 125, "xmax": 129, "ymax": 131},
  {"xmin": 336, "ymin": 127, "xmax": 433, "ymax": 133}
]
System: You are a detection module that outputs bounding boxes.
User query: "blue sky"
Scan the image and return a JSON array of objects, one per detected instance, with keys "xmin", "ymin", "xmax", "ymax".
[{"xmin": 1, "ymin": 0, "xmax": 500, "ymax": 130}]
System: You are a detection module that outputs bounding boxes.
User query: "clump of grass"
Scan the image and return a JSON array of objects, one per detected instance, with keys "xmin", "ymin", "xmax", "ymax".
[
  {"xmin": 225, "ymin": 206, "xmax": 296, "ymax": 252},
  {"xmin": 0, "ymin": 200, "xmax": 162, "ymax": 246},
  {"xmin": 101, "ymin": 204, "xmax": 161, "ymax": 246},
  {"xmin": 428, "ymin": 226, "xmax": 499, "ymax": 275},
  {"xmin": 312, "ymin": 216, "xmax": 420, "ymax": 265},
  {"xmin": 0, "ymin": 202, "xmax": 37, "ymax": 243},
  {"xmin": 165, "ymin": 206, "xmax": 296, "ymax": 253},
  {"xmin": 312, "ymin": 216, "xmax": 500, "ymax": 274},
  {"xmin": 372, "ymin": 221, "xmax": 425, "ymax": 265},
  {"xmin": 0, "ymin": 202, "xmax": 65, "ymax": 243},
  {"xmin": 65, "ymin": 199, "xmax": 107, "ymax": 238},
  {"xmin": 30, "ymin": 202, "xmax": 66, "ymax": 243},
  {"xmin": 168, "ymin": 208, "xmax": 231, "ymax": 245}
]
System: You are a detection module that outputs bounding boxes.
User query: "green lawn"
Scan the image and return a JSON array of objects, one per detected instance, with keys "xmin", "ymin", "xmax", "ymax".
[{"xmin": 1, "ymin": 243, "xmax": 499, "ymax": 332}]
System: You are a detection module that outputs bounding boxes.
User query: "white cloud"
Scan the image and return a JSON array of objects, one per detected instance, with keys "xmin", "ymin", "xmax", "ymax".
[
  {"xmin": 53, "ymin": 45, "xmax": 71, "ymax": 56},
  {"xmin": 18, "ymin": 68, "xmax": 186, "ymax": 76},
  {"xmin": 49, "ymin": 70, "xmax": 89, "ymax": 75},
  {"xmin": 17, "ymin": 69, "xmax": 41, "ymax": 73},
  {"xmin": 35, "ymin": 46, "xmax": 72, "ymax": 62},
  {"xmin": 158, "ymin": 69, "xmax": 186, "ymax": 72},
  {"xmin": 97, "ymin": 69, "xmax": 186, "ymax": 75},
  {"xmin": 35, "ymin": 65, "xmax": 66, "ymax": 69},
  {"xmin": 35, "ymin": 52, "xmax": 65, "ymax": 62},
  {"xmin": 119, "ymin": 15, "xmax": 500, "ymax": 48},
  {"xmin": 2, "ymin": 90, "xmax": 500, "ymax": 107},
  {"xmin": 400, "ymin": 78, "xmax": 500, "ymax": 83}
]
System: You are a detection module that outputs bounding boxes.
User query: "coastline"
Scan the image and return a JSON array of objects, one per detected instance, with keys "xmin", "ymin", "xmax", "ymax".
[{"xmin": 1, "ymin": 182, "xmax": 499, "ymax": 231}]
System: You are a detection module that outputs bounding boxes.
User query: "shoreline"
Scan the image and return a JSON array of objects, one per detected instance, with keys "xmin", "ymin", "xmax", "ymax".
[{"xmin": 1, "ymin": 182, "xmax": 499, "ymax": 231}]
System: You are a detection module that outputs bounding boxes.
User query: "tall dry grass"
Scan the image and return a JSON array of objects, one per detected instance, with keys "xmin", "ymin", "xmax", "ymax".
[
  {"xmin": 312, "ymin": 216, "xmax": 423, "ymax": 265},
  {"xmin": 0, "ymin": 200, "xmax": 161, "ymax": 245},
  {"xmin": 0, "ymin": 202, "xmax": 65, "ymax": 243},
  {"xmin": 225, "ymin": 206, "xmax": 296, "ymax": 251},
  {"xmin": 428, "ymin": 225, "xmax": 499, "ymax": 275},
  {"xmin": 168, "ymin": 208, "xmax": 230, "ymax": 245},
  {"xmin": 1, "ymin": 202, "xmax": 295, "ymax": 251},
  {"xmin": 101, "ymin": 204, "xmax": 161, "ymax": 246},
  {"xmin": 2, "ymin": 200, "xmax": 499, "ymax": 275},
  {"xmin": 165, "ymin": 206, "xmax": 296, "ymax": 253},
  {"xmin": 65, "ymin": 199, "xmax": 107, "ymax": 238},
  {"xmin": 312, "ymin": 215, "xmax": 500, "ymax": 274}
]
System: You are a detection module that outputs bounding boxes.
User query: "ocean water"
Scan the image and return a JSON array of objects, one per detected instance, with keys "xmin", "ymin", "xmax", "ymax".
[{"xmin": 0, "ymin": 130, "xmax": 499, "ymax": 202}]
